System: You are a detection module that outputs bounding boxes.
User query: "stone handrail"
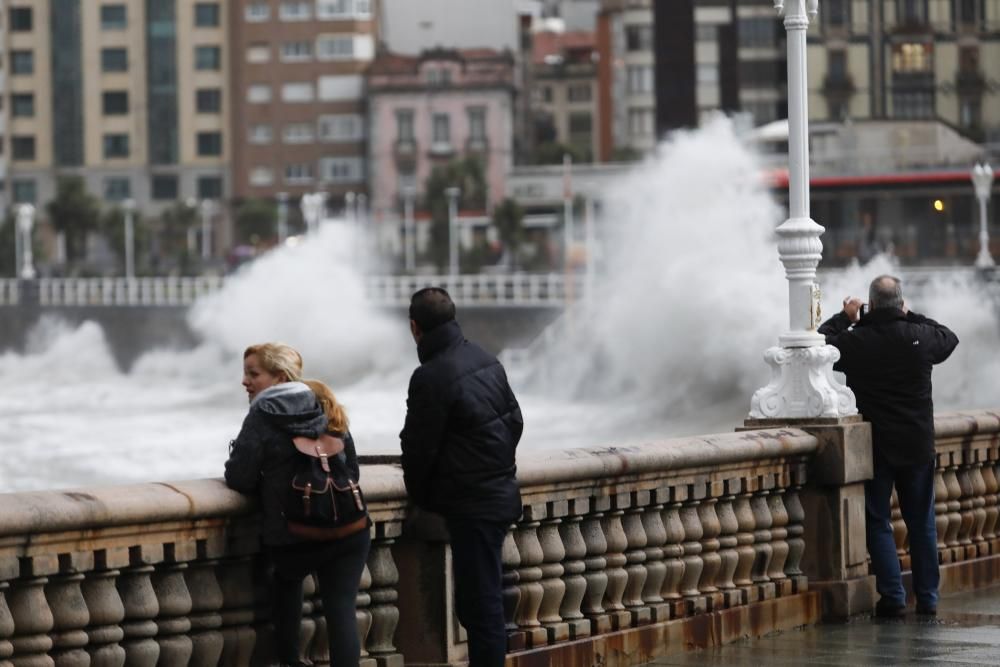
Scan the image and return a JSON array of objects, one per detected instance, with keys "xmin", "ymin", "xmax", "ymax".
[{"xmin": 0, "ymin": 428, "xmax": 817, "ymax": 666}]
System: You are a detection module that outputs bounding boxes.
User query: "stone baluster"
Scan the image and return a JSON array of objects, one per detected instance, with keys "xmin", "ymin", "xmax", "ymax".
[
  {"xmin": 678, "ymin": 494, "xmax": 706, "ymax": 615},
  {"xmin": 294, "ymin": 575, "xmax": 318, "ymax": 663},
  {"xmin": 579, "ymin": 509, "xmax": 610, "ymax": 635},
  {"xmin": 621, "ymin": 497, "xmax": 650, "ymax": 626},
  {"xmin": 151, "ymin": 561, "xmax": 193, "ymax": 665},
  {"xmin": 934, "ymin": 467, "xmax": 950, "ymax": 558},
  {"xmin": 714, "ymin": 484, "xmax": 740, "ymax": 609},
  {"xmin": 731, "ymin": 489, "xmax": 756, "ymax": 605},
  {"xmin": 353, "ymin": 565, "xmax": 373, "ymax": 663},
  {"xmin": 639, "ymin": 494, "xmax": 669, "ymax": 622},
  {"xmin": 969, "ymin": 463, "xmax": 988, "ymax": 557},
  {"xmin": 116, "ymin": 564, "xmax": 160, "ymax": 667},
  {"xmin": 943, "ymin": 464, "xmax": 963, "ymax": 561},
  {"xmin": 750, "ymin": 483, "xmax": 775, "ymax": 601},
  {"xmin": 956, "ymin": 465, "xmax": 976, "ymax": 557},
  {"xmin": 600, "ymin": 504, "xmax": 631, "ymax": 631},
  {"xmin": 0, "ymin": 582, "xmax": 14, "ymax": 667},
  {"xmin": 184, "ymin": 558, "xmax": 223, "ymax": 667},
  {"xmin": 783, "ymin": 485, "xmax": 807, "ymax": 593},
  {"xmin": 659, "ymin": 499, "xmax": 686, "ymax": 617},
  {"xmin": 82, "ymin": 552, "xmax": 126, "ymax": 667},
  {"xmin": 513, "ymin": 518, "xmax": 546, "ymax": 647},
  {"xmin": 46, "ymin": 570, "xmax": 90, "ymax": 667},
  {"xmin": 536, "ymin": 508, "xmax": 568, "ymax": 644},
  {"xmin": 366, "ymin": 527, "xmax": 403, "ymax": 667},
  {"xmin": 980, "ymin": 462, "xmax": 1000, "ymax": 551},
  {"xmin": 500, "ymin": 529, "xmax": 521, "ymax": 645},
  {"xmin": 8, "ymin": 568, "xmax": 55, "ymax": 667},
  {"xmin": 216, "ymin": 557, "xmax": 257, "ymax": 667},
  {"xmin": 557, "ymin": 510, "xmax": 590, "ymax": 640},
  {"xmin": 766, "ymin": 488, "xmax": 791, "ymax": 597},
  {"xmin": 890, "ymin": 490, "xmax": 909, "ymax": 570},
  {"xmin": 696, "ymin": 493, "xmax": 723, "ymax": 611}
]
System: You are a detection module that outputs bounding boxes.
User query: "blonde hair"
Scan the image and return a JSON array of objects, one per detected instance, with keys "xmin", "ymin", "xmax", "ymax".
[
  {"xmin": 303, "ymin": 379, "xmax": 350, "ymax": 433},
  {"xmin": 244, "ymin": 343, "xmax": 303, "ymax": 383}
]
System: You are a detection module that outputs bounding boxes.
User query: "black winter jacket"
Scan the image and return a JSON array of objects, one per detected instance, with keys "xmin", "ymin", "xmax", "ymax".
[
  {"xmin": 224, "ymin": 382, "xmax": 361, "ymax": 545},
  {"xmin": 819, "ymin": 308, "xmax": 959, "ymax": 467},
  {"xmin": 400, "ymin": 320, "xmax": 523, "ymax": 522}
]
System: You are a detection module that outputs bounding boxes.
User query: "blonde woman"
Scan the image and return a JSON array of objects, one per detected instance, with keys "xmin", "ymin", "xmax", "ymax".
[{"xmin": 225, "ymin": 343, "xmax": 370, "ymax": 667}]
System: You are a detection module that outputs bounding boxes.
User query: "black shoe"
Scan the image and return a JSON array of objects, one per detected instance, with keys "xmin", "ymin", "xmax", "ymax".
[
  {"xmin": 916, "ymin": 604, "xmax": 937, "ymax": 616},
  {"xmin": 874, "ymin": 599, "xmax": 905, "ymax": 618}
]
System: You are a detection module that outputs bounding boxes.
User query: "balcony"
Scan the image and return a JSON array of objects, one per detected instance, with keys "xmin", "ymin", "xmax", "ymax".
[
  {"xmin": 465, "ymin": 136, "xmax": 489, "ymax": 157},
  {"xmin": 428, "ymin": 141, "xmax": 455, "ymax": 158},
  {"xmin": 394, "ymin": 138, "xmax": 417, "ymax": 168},
  {"xmin": 822, "ymin": 73, "xmax": 855, "ymax": 96},
  {"xmin": 956, "ymin": 69, "xmax": 986, "ymax": 95}
]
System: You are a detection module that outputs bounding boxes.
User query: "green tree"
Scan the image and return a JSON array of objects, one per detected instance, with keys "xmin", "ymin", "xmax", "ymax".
[
  {"xmin": 158, "ymin": 202, "xmax": 199, "ymax": 275},
  {"xmin": 234, "ymin": 198, "xmax": 278, "ymax": 245},
  {"xmin": 423, "ymin": 157, "xmax": 487, "ymax": 271},
  {"xmin": 532, "ymin": 142, "xmax": 590, "ymax": 166},
  {"xmin": 45, "ymin": 177, "xmax": 102, "ymax": 266},
  {"xmin": 0, "ymin": 214, "xmax": 16, "ymax": 277},
  {"xmin": 492, "ymin": 197, "xmax": 525, "ymax": 270}
]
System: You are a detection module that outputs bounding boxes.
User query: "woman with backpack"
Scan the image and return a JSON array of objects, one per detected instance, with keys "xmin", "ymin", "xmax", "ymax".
[{"xmin": 224, "ymin": 342, "xmax": 371, "ymax": 667}]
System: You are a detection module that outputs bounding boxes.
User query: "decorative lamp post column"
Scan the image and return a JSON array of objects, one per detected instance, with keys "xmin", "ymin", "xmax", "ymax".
[
  {"xmin": 345, "ymin": 191, "xmax": 356, "ymax": 224},
  {"xmin": 200, "ymin": 199, "xmax": 214, "ymax": 260},
  {"xmin": 276, "ymin": 192, "xmax": 289, "ymax": 244},
  {"xmin": 300, "ymin": 193, "xmax": 323, "ymax": 235},
  {"xmin": 972, "ymin": 162, "xmax": 994, "ymax": 268},
  {"xmin": 562, "ymin": 153, "xmax": 574, "ymax": 268},
  {"xmin": 123, "ymin": 198, "xmax": 136, "ymax": 279},
  {"xmin": 749, "ymin": 0, "xmax": 857, "ymax": 419},
  {"xmin": 403, "ymin": 186, "xmax": 417, "ymax": 273},
  {"xmin": 584, "ymin": 185, "xmax": 597, "ymax": 302},
  {"xmin": 445, "ymin": 186, "xmax": 461, "ymax": 276},
  {"xmin": 16, "ymin": 204, "xmax": 36, "ymax": 280}
]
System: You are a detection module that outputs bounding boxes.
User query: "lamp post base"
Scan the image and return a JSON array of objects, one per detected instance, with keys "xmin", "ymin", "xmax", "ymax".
[
  {"xmin": 975, "ymin": 249, "xmax": 995, "ymax": 269},
  {"xmin": 750, "ymin": 345, "xmax": 857, "ymax": 419}
]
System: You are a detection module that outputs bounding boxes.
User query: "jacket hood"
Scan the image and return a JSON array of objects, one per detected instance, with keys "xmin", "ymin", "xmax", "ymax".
[
  {"xmin": 417, "ymin": 319, "xmax": 464, "ymax": 364},
  {"xmin": 858, "ymin": 307, "xmax": 906, "ymax": 327},
  {"xmin": 251, "ymin": 381, "xmax": 327, "ymax": 437}
]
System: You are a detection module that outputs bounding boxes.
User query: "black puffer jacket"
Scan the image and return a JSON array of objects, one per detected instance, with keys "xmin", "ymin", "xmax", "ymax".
[
  {"xmin": 224, "ymin": 382, "xmax": 361, "ymax": 545},
  {"xmin": 819, "ymin": 308, "xmax": 959, "ymax": 467},
  {"xmin": 400, "ymin": 320, "xmax": 523, "ymax": 522}
]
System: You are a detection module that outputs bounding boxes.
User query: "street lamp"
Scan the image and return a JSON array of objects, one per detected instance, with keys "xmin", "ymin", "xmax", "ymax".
[
  {"xmin": 402, "ymin": 186, "xmax": 417, "ymax": 273},
  {"xmin": 972, "ymin": 162, "xmax": 995, "ymax": 268},
  {"xmin": 562, "ymin": 153, "xmax": 574, "ymax": 269},
  {"xmin": 277, "ymin": 192, "xmax": 289, "ymax": 244},
  {"xmin": 445, "ymin": 186, "xmax": 461, "ymax": 276},
  {"xmin": 300, "ymin": 192, "xmax": 324, "ymax": 235},
  {"xmin": 749, "ymin": 0, "xmax": 856, "ymax": 419},
  {"xmin": 199, "ymin": 199, "xmax": 215, "ymax": 261},
  {"xmin": 16, "ymin": 204, "xmax": 36, "ymax": 280},
  {"xmin": 583, "ymin": 185, "xmax": 597, "ymax": 301},
  {"xmin": 122, "ymin": 198, "xmax": 136, "ymax": 279}
]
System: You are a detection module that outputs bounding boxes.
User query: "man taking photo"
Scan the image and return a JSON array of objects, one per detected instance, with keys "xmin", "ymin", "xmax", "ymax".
[{"xmin": 819, "ymin": 274, "xmax": 958, "ymax": 618}]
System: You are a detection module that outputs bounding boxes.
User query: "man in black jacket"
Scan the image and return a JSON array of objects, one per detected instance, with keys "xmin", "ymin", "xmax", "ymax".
[
  {"xmin": 400, "ymin": 287, "xmax": 523, "ymax": 667},
  {"xmin": 819, "ymin": 274, "xmax": 958, "ymax": 618}
]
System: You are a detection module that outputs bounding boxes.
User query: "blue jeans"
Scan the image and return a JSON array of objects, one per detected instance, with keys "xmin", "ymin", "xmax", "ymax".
[
  {"xmin": 447, "ymin": 517, "xmax": 509, "ymax": 667},
  {"xmin": 865, "ymin": 452, "xmax": 939, "ymax": 608}
]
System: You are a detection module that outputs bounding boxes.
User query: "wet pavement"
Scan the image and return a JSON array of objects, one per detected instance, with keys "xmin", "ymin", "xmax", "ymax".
[{"xmin": 642, "ymin": 586, "xmax": 1000, "ymax": 666}]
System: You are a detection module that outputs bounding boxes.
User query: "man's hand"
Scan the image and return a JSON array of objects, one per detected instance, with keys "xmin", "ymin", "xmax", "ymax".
[{"xmin": 843, "ymin": 296, "xmax": 863, "ymax": 323}]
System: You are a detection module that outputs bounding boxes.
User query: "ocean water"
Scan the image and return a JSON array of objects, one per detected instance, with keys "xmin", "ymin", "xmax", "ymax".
[{"xmin": 2, "ymin": 118, "xmax": 997, "ymax": 492}]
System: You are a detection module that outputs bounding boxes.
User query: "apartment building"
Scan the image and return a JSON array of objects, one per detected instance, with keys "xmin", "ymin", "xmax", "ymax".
[
  {"xmin": 0, "ymin": 14, "xmax": 7, "ymax": 213},
  {"xmin": 807, "ymin": 0, "xmax": 1000, "ymax": 142},
  {"xmin": 229, "ymin": 0, "xmax": 375, "ymax": 203},
  {"xmin": 4, "ymin": 0, "xmax": 229, "ymax": 211},
  {"xmin": 367, "ymin": 48, "xmax": 516, "ymax": 220},
  {"xmin": 531, "ymin": 29, "xmax": 600, "ymax": 162}
]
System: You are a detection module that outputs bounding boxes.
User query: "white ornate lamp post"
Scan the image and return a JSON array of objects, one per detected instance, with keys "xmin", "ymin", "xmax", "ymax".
[
  {"xmin": 749, "ymin": 0, "xmax": 857, "ymax": 419},
  {"xmin": 445, "ymin": 186, "xmax": 461, "ymax": 276},
  {"xmin": 300, "ymin": 192, "xmax": 324, "ymax": 235},
  {"xmin": 199, "ymin": 199, "xmax": 215, "ymax": 260},
  {"xmin": 402, "ymin": 186, "xmax": 417, "ymax": 272},
  {"xmin": 276, "ymin": 192, "xmax": 289, "ymax": 243},
  {"xmin": 972, "ymin": 162, "xmax": 994, "ymax": 268},
  {"xmin": 16, "ymin": 204, "xmax": 36, "ymax": 280},
  {"xmin": 122, "ymin": 198, "xmax": 136, "ymax": 279}
]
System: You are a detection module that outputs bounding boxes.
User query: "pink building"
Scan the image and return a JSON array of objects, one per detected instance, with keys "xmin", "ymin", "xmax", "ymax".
[{"xmin": 367, "ymin": 48, "xmax": 515, "ymax": 222}]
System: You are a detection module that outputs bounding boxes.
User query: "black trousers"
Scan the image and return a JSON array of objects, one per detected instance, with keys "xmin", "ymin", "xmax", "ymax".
[
  {"xmin": 269, "ymin": 529, "xmax": 371, "ymax": 666},
  {"xmin": 447, "ymin": 517, "xmax": 509, "ymax": 667}
]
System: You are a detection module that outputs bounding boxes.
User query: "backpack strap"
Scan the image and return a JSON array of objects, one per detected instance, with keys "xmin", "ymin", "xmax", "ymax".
[{"xmin": 292, "ymin": 434, "xmax": 345, "ymax": 473}]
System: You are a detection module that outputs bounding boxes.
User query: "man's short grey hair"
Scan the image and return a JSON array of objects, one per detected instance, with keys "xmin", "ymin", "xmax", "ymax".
[{"xmin": 869, "ymin": 274, "xmax": 904, "ymax": 311}]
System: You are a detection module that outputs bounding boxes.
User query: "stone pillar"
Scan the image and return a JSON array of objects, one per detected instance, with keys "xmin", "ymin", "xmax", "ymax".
[{"xmin": 744, "ymin": 416, "xmax": 875, "ymax": 618}]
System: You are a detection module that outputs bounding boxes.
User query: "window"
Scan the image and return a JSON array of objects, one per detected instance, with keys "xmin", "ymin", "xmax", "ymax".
[
  {"xmin": 541, "ymin": 86, "xmax": 553, "ymax": 103},
  {"xmin": 151, "ymin": 175, "xmax": 179, "ymax": 200},
  {"xmin": 318, "ymin": 114, "xmax": 365, "ymax": 142},
  {"xmin": 697, "ymin": 64, "xmax": 719, "ymax": 84},
  {"xmin": 197, "ymin": 132, "xmax": 223, "ymax": 156},
  {"xmin": 194, "ymin": 3, "xmax": 220, "ymax": 27},
  {"xmin": 825, "ymin": 0, "xmax": 848, "ymax": 27},
  {"xmin": 317, "ymin": 0, "xmax": 371, "ymax": 19},
  {"xmin": 246, "ymin": 43, "xmax": 271, "ymax": 63},
  {"xmin": 198, "ymin": 176, "xmax": 223, "ymax": 199},
  {"xmin": 12, "ymin": 136, "xmax": 37, "ymax": 161},
  {"xmin": 104, "ymin": 178, "xmax": 131, "ymax": 201},
  {"xmin": 426, "ymin": 68, "xmax": 451, "ymax": 86},
  {"xmin": 11, "ymin": 50, "xmax": 34, "ymax": 75},
  {"xmin": 958, "ymin": 0, "xmax": 980, "ymax": 25},
  {"xmin": 279, "ymin": 1, "xmax": 311, "ymax": 20},
  {"xmin": 396, "ymin": 109, "xmax": 415, "ymax": 142},
  {"xmin": 316, "ymin": 35, "xmax": 354, "ymax": 60},
  {"xmin": 250, "ymin": 167, "xmax": 274, "ymax": 186},
  {"xmin": 195, "ymin": 46, "xmax": 222, "ymax": 70},
  {"xmin": 103, "ymin": 134, "xmax": 130, "ymax": 159},
  {"xmin": 317, "ymin": 75, "xmax": 363, "ymax": 100},
  {"xmin": 467, "ymin": 107, "xmax": 487, "ymax": 141},
  {"xmin": 11, "ymin": 94, "xmax": 34, "ymax": 118},
  {"xmin": 959, "ymin": 98, "xmax": 981, "ymax": 128},
  {"xmin": 567, "ymin": 84, "xmax": 592, "ymax": 102},
  {"xmin": 568, "ymin": 113, "xmax": 592, "ymax": 144},
  {"xmin": 103, "ymin": 91, "xmax": 129, "ymax": 114},
  {"xmin": 281, "ymin": 82, "xmax": 315, "ymax": 102},
  {"xmin": 247, "ymin": 85, "xmax": 272, "ymax": 103},
  {"xmin": 892, "ymin": 90, "xmax": 934, "ymax": 119},
  {"xmin": 249, "ymin": 124, "xmax": 273, "ymax": 143},
  {"xmin": 432, "ymin": 113, "xmax": 451, "ymax": 144},
  {"xmin": 281, "ymin": 41, "xmax": 312, "ymax": 62},
  {"xmin": 627, "ymin": 66, "xmax": 654, "ymax": 94},
  {"xmin": 196, "ymin": 88, "xmax": 222, "ymax": 113},
  {"xmin": 101, "ymin": 4, "xmax": 127, "ymax": 29},
  {"xmin": 285, "ymin": 163, "xmax": 314, "ymax": 183},
  {"xmin": 898, "ymin": 0, "xmax": 926, "ymax": 24},
  {"xmin": 628, "ymin": 108, "xmax": 654, "ymax": 137},
  {"xmin": 283, "ymin": 123, "xmax": 315, "ymax": 143},
  {"xmin": 12, "ymin": 180, "xmax": 37, "ymax": 204},
  {"xmin": 320, "ymin": 157, "xmax": 363, "ymax": 183},
  {"xmin": 739, "ymin": 17, "xmax": 776, "ymax": 48},
  {"xmin": 828, "ymin": 50, "xmax": 847, "ymax": 80},
  {"xmin": 10, "ymin": 7, "xmax": 33, "ymax": 31},
  {"xmin": 625, "ymin": 25, "xmax": 653, "ymax": 51},
  {"xmin": 102, "ymin": 48, "xmax": 128, "ymax": 72},
  {"xmin": 245, "ymin": 3, "xmax": 270, "ymax": 21},
  {"xmin": 892, "ymin": 42, "xmax": 932, "ymax": 73},
  {"xmin": 696, "ymin": 25, "xmax": 717, "ymax": 42}
]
